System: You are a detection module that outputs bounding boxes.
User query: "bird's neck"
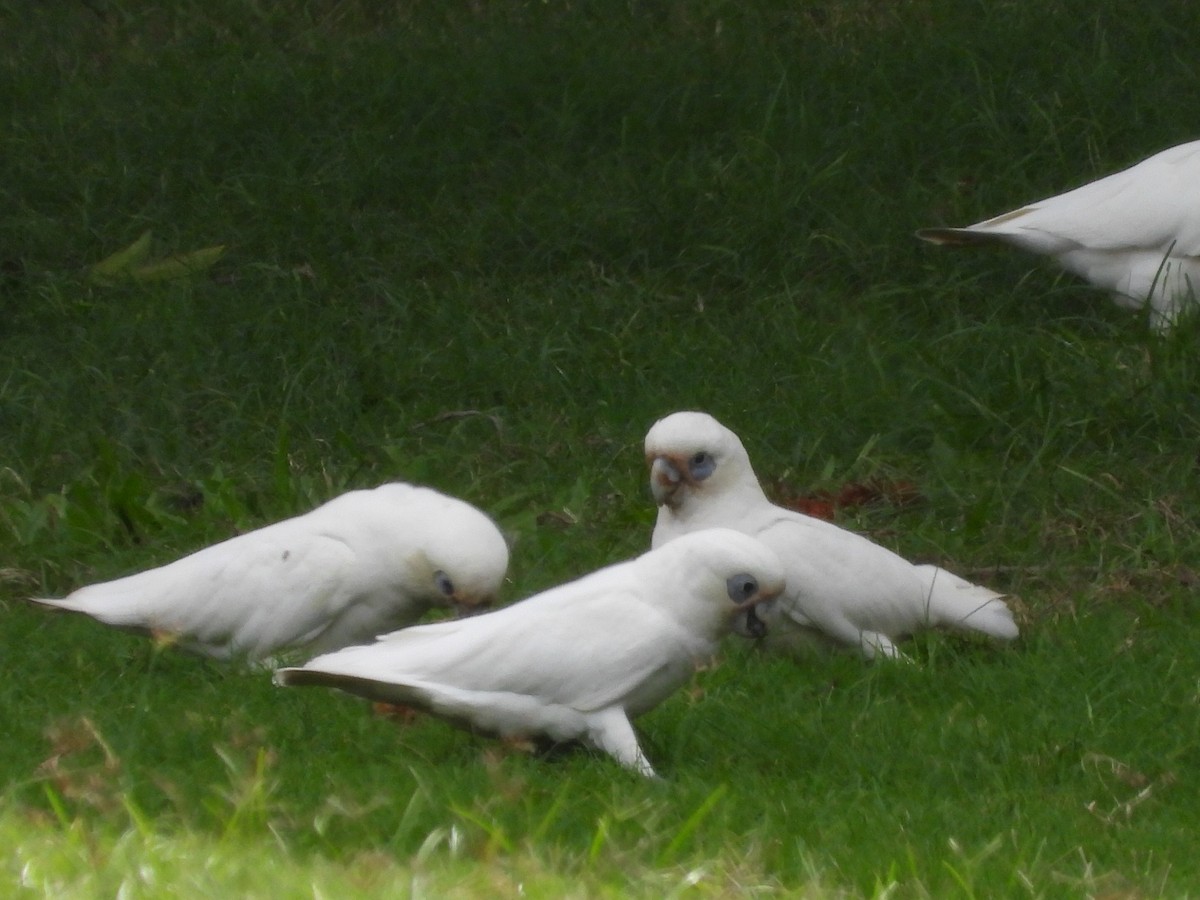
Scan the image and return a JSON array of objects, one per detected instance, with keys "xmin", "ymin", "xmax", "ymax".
[{"xmin": 677, "ymin": 479, "xmax": 766, "ymax": 526}]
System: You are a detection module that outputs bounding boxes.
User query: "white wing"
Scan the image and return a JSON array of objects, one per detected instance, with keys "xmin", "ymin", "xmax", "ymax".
[
  {"xmin": 33, "ymin": 521, "xmax": 396, "ymax": 659},
  {"xmin": 30, "ymin": 489, "xmax": 439, "ymax": 659},
  {"xmin": 749, "ymin": 510, "xmax": 1016, "ymax": 657},
  {"xmin": 919, "ymin": 140, "xmax": 1200, "ymax": 255},
  {"xmin": 753, "ymin": 513, "xmax": 926, "ymax": 634},
  {"xmin": 285, "ymin": 578, "xmax": 708, "ymax": 716}
]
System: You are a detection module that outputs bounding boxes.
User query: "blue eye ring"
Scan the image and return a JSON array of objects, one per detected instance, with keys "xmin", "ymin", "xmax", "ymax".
[
  {"xmin": 689, "ymin": 451, "xmax": 716, "ymax": 481},
  {"xmin": 726, "ymin": 573, "xmax": 758, "ymax": 603},
  {"xmin": 434, "ymin": 570, "xmax": 455, "ymax": 597}
]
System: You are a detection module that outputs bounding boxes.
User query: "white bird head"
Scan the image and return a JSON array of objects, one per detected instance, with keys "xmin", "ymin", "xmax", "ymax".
[
  {"xmin": 405, "ymin": 491, "xmax": 510, "ymax": 613},
  {"xmin": 640, "ymin": 527, "xmax": 785, "ymax": 639},
  {"xmin": 644, "ymin": 411, "xmax": 765, "ymax": 513}
]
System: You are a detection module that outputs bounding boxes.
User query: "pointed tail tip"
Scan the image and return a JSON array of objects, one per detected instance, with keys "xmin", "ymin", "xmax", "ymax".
[
  {"xmin": 26, "ymin": 596, "xmax": 76, "ymax": 612},
  {"xmin": 914, "ymin": 565, "xmax": 1019, "ymax": 640},
  {"xmin": 915, "ymin": 227, "xmax": 956, "ymax": 244},
  {"xmin": 985, "ymin": 612, "xmax": 1020, "ymax": 641},
  {"xmin": 915, "ymin": 226, "xmax": 1005, "ymax": 248},
  {"xmin": 915, "ymin": 227, "xmax": 972, "ymax": 245},
  {"xmin": 273, "ymin": 667, "xmax": 304, "ymax": 687},
  {"xmin": 272, "ymin": 666, "xmax": 376, "ymax": 694},
  {"xmin": 273, "ymin": 667, "xmax": 340, "ymax": 689},
  {"xmin": 962, "ymin": 600, "xmax": 1020, "ymax": 640}
]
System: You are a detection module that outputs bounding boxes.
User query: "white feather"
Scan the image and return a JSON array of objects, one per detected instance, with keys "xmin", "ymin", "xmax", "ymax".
[
  {"xmin": 644, "ymin": 411, "xmax": 1018, "ymax": 661},
  {"xmin": 276, "ymin": 528, "xmax": 785, "ymax": 777},
  {"xmin": 29, "ymin": 483, "xmax": 509, "ymax": 661},
  {"xmin": 917, "ymin": 139, "xmax": 1200, "ymax": 330}
]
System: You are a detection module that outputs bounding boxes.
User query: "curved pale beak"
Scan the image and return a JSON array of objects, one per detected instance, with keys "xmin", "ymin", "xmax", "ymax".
[
  {"xmin": 648, "ymin": 455, "xmax": 684, "ymax": 507},
  {"xmin": 452, "ymin": 592, "xmax": 495, "ymax": 618}
]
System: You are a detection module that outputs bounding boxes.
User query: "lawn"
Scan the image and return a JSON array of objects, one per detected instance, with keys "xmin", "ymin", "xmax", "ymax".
[{"xmin": 2, "ymin": 1, "xmax": 1198, "ymax": 896}]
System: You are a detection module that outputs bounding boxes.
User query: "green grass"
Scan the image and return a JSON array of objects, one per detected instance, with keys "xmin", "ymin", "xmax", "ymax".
[{"xmin": 3, "ymin": 0, "xmax": 1200, "ymax": 895}]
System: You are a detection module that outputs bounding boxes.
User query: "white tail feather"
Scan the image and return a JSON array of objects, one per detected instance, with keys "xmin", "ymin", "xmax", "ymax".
[
  {"xmin": 913, "ymin": 565, "xmax": 1018, "ymax": 640},
  {"xmin": 27, "ymin": 590, "xmax": 147, "ymax": 628}
]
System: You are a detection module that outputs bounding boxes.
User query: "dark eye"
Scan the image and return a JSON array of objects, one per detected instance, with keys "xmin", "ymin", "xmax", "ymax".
[
  {"xmin": 434, "ymin": 571, "xmax": 455, "ymax": 597},
  {"xmin": 689, "ymin": 451, "xmax": 715, "ymax": 481},
  {"xmin": 726, "ymin": 573, "xmax": 758, "ymax": 603}
]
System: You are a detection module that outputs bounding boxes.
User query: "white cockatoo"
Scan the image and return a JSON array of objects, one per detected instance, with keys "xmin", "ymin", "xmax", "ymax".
[
  {"xmin": 30, "ymin": 483, "xmax": 509, "ymax": 662},
  {"xmin": 276, "ymin": 528, "xmax": 785, "ymax": 778},
  {"xmin": 917, "ymin": 139, "xmax": 1200, "ymax": 330},
  {"xmin": 645, "ymin": 411, "xmax": 1018, "ymax": 660}
]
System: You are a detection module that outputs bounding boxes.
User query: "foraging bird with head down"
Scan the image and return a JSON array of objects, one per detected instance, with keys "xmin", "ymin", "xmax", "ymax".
[
  {"xmin": 645, "ymin": 411, "xmax": 1017, "ymax": 660},
  {"xmin": 917, "ymin": 139, "xmax": 1200, "ymax": 331},
  {"xmin": 276, "ymin": 528, "xmax": 785, "ymax": 778},
  {"xmin": 29, "ymin": 483, "xmax": 509, "ymax": 662}
]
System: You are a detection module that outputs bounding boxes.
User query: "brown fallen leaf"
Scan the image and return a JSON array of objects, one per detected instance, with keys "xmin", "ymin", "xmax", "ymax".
[{"xmin": 773, "ymin": 478, "xmax": 922, "ymax": 520}]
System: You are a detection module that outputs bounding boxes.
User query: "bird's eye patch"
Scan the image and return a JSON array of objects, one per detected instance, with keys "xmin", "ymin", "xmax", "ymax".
[
  {"xmin": 726, "ymin": 573, "xmax": 758, "ymax": 603},
  {"xmin": 434, "ymin": 571, "xmax": 455, "ymax": 597},
  {"xmin": 688, "ymin": 452, "xmax": 715, "ymax": 480}
]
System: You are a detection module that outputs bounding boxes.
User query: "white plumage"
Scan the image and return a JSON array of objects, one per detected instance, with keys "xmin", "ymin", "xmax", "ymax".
[
  {"xmin": 644, "ymin": 411, "xmax": 1018, "ymax": 660},
  {"xmin": 29, "ymin": 483, "xmax": 509, "ymax": 662},
  {"xmin": 917, "ymin": 139, "xmax": 1200, "ymax": 330},
  {"xmin": 276, "ymin": 528, "xmax": 785, "ymax": 777}
]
